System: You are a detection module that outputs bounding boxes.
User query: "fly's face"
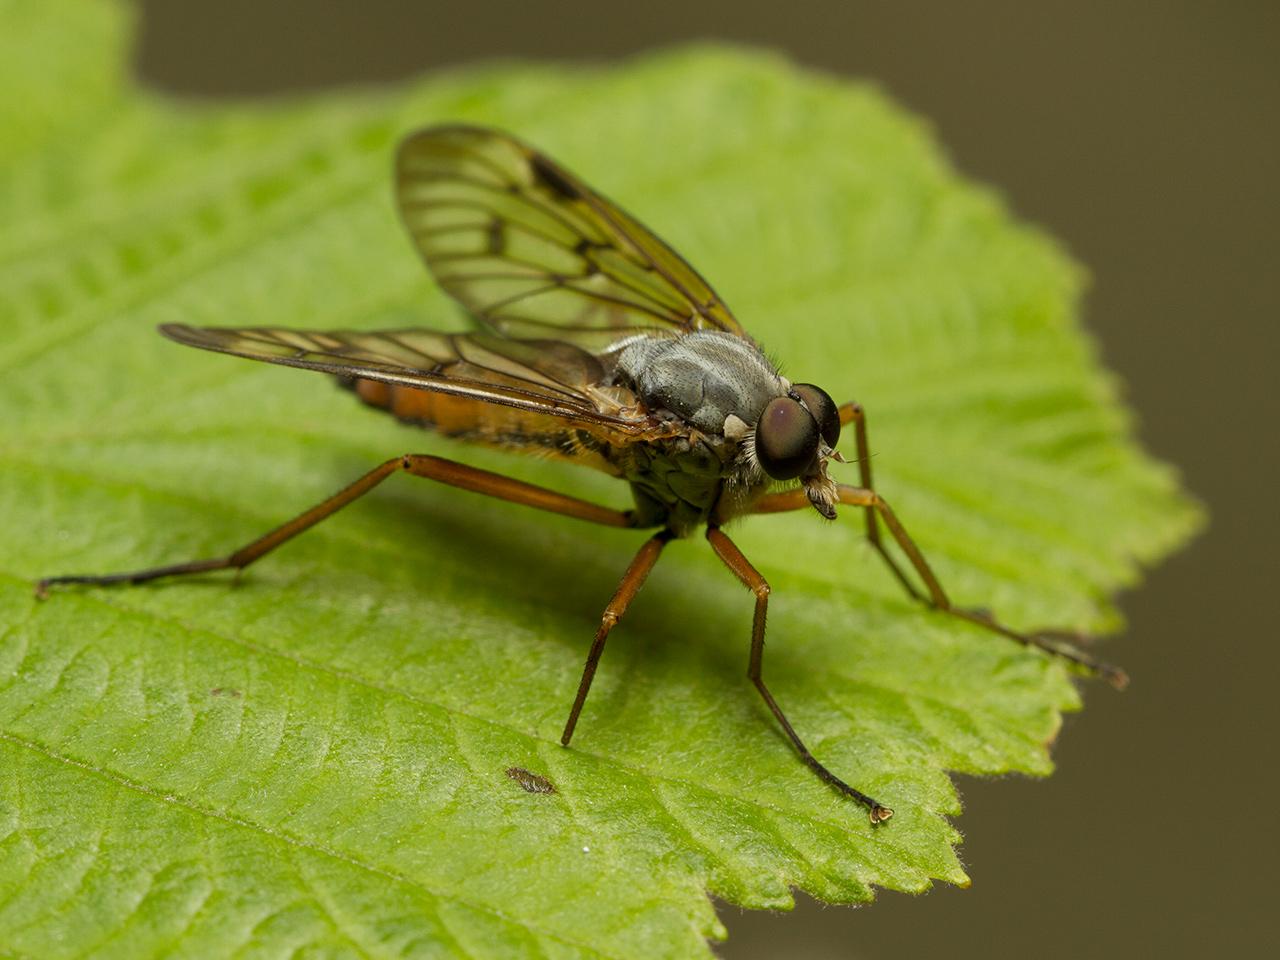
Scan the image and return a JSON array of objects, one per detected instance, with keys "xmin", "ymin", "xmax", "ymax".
[{"xmin": 747, "ymin": 381, "xmax": 843, "ymax": 519}]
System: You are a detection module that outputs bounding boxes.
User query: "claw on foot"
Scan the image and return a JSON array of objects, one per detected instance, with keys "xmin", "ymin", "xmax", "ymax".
[{"xmin": 1102, "ymin": 664, "xmax": 1130, "ymax": 691}]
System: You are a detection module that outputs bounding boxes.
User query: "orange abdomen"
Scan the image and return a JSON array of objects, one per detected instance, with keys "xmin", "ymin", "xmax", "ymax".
[{"xmin": 344, "ymin": 378, "xmax": 621, "ymax": 476}]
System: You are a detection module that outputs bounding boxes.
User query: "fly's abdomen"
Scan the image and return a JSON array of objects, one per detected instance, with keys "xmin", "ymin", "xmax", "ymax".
[{"xmin": 340, "ymin": 377, "xmax": 622, "ymax": 475}]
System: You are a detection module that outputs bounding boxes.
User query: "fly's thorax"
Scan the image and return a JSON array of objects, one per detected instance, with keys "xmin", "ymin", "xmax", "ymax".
[
  {"xmin": 622, "ymin": 431, "xmax": 747, "ymax": 535},
  {"xmin": 613, "ymin": 331, "xmax": 786, "ymax": 436}
]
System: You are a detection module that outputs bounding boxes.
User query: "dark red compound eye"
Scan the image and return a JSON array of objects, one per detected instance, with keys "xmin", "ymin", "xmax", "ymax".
[
  {"xmin": 792, "ymin": 383, "xmax": 841, "ymax": 448},
  {"xmin": 755, "ymin": 396, "xmax": 820, "ymax": 480}
]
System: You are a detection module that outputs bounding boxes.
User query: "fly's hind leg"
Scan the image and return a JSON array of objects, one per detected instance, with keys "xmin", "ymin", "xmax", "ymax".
[
  {"xmin": 36, "ymin": 455, "xmax": 638, "ymax": 597},
  {"xmin": 749, "ymin": 402, "xmax": 1129, "ymax": 689}
]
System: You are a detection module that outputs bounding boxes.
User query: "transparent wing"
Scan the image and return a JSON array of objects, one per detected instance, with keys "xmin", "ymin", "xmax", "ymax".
[
  {"xmin": 159, "ymin": 323, "xmax": 667, "ymax": 441},
  {"xmin": 395, "ymin": 124, "xmax": 749, "ymax": 350}
]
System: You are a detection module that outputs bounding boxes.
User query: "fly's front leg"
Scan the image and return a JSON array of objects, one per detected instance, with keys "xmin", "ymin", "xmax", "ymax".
[
  {"xmin": 560, "ymin": 530, "xmax": 673, "ymax": 746},
  {"xmin": 750, "ymin": 397, "xmax": 1126, "ymax": 686},
  {"xmin": 36, "ymin": 455, "xmax": 638, "ymax": 597},
  {"xmin": 749, "ymin": 481, "xmax": 1128, "ymax": 689},
  {"xmin": 707, "ymin": 526, "xmax": 893, "ymax": 824},
  {"xmin": 835, "ymin": 485, "xmax": 1127, "ymax": 687},
  {"xmin": 837, "ymin": 401, "xmax": 924, "ymax": 603},
  {"xmin": 750, "ymin": 400, "xmax": 931, "ymax": 609}
]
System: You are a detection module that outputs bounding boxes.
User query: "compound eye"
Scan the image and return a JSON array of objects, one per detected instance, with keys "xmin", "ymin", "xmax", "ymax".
[
  {"xmin": 792, "ymin": 383, "xmax": 841, "ymax": 448},
  {"xmin": 755, "ymin": 396, "xmax": 820, "ymax": 480}
]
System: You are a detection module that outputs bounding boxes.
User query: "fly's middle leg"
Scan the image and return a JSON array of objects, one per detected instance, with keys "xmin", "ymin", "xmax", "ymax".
[{"xmin": 706, "ymin": 525, "xmax": 892, "ymax": 824}]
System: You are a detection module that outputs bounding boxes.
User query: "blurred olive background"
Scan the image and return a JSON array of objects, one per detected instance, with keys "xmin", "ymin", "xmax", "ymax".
[{"xmin": 135, "ymin": 2, "xmax": 1274, "ymax": 957}]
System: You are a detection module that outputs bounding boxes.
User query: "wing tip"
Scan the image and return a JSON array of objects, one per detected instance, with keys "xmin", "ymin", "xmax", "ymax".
[
  {"xmin": 157, "ymin": 322, "xmax": 206, "ymax": 347},
  {"xmin": 158, "ymin": 323, "xmax": 245, "ymax": 356}
]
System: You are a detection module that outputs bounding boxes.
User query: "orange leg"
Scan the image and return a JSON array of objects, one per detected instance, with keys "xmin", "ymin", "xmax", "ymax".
[
  {"xmin": 36, "ymin": 453, "xmax": 685, "ymax": 760},
  {"xmin": 560, "ymin": 530, "xmax": 673, "ymax": 746},
  {"xmin": 36, "ymin": 454, "xmax": 638, "ymax": 597},
  {"xmin": 839, "ymin": 401, "xmax": 924, "ymax": 602},
  {"xmin": 750, "ymin": 481, "xmax": 1127, "ymax": 688},
  {"xmin": 707, "ymin": 525, "xmax": 893, "ymax": 824}
]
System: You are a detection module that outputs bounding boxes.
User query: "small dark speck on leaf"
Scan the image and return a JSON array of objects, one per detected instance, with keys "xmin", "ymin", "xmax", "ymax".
[
  {"xmin": 210, "ymin": 687, "xmax": 242, "ymax": 698},
  {"xmin": 506, "ymin": 766, "xmax": 556, "ymax": 794}
]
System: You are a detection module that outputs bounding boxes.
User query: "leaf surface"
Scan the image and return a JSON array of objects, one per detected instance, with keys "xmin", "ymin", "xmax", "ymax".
[{"xmin": 0, "ymin": 3, "xmax": 1202, "ymax": 958}]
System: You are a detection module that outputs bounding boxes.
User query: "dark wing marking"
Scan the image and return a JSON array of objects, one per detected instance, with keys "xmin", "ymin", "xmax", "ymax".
[
  {"xmin": 159, "ymin": 324, "xmax": 670, "ymax": 442},
  {"xmin": 395, "ymin": 124, "xmax": 749, "ymax": 350}
]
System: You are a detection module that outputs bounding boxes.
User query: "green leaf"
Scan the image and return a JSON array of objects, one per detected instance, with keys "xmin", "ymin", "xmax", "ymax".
[{"xmin": 0, "ymin": 3, "xmax": 1202, "ymax": 958}]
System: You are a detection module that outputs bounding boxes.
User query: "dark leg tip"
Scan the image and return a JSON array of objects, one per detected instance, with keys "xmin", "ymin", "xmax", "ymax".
[
  {"xmin": 869, "ymin": 804, "xmax": 894, "ymax": 825},
  {"xmin": 33, "ymin": 579, "xmax": 51, "ymax": 601},
  {"xmin": 1104, "ymin": 665, "xmax": 1131, "ymax": 691}
]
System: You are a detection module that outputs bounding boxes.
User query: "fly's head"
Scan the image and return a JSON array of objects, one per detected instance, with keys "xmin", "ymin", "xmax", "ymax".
[{"xmin": 749, "ymin": 382, "xmax": 843, "ymax": 519}]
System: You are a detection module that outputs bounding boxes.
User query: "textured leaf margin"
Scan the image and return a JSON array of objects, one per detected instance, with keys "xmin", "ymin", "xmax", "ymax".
[{"xmin": 0, "ymin": 2, "xmax": 1202, "ymax": 958}]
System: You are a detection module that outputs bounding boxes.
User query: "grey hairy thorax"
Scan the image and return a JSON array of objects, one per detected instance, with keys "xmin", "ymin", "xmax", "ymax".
[
  {"xmin": 608, "ymin": 331, "xmax": 787, "ymax": 534},
  {"xmin": 612, "ymin": 331, "xmax": 787, "ymax": 435}
]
